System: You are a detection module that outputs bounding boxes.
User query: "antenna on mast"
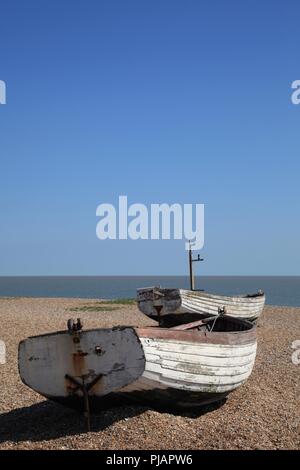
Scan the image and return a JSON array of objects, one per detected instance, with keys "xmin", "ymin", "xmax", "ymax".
[{"xmin": 188, "ymin": 241, "xmax": 204, "ymax": 291}]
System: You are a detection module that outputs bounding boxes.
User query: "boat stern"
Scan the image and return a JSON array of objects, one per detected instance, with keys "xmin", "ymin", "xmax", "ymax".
[{"xmin": 137, "ymin": 287, "xmax": 182, "ymax": 319}]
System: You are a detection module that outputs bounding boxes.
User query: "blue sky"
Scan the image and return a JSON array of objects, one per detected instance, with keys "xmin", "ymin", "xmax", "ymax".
[{"xmin": 0, "ymin": 0, "xmax": 299, "ymax": 275}]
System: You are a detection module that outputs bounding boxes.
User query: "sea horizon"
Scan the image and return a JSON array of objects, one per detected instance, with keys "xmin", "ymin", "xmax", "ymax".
[{"xmin": 0, "ymin": 275, "xmax": 299, "ymax": 307}]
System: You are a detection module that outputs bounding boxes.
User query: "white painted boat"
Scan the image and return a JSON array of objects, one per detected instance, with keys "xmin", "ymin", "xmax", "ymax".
[
  {"xmin": 18, "ymin": 316, "xmax": 257, "ymax": 411},
  {"xmin": 137, "ymin": 287, "xmax": 265, "ymax": 323}
]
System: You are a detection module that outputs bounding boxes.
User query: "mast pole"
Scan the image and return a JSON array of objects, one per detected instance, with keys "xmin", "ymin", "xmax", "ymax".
[
  {"xmin": 189, "ymin": 241, "xmax": 194, "ymax": 290},
  {"xmin": 188, "ymin": 241, "xmax": 204, "ymax": 291}
]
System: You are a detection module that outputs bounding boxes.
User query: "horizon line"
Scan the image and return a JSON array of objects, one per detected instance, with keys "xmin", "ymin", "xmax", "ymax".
[{"xmin": 0, "ymin": 274, "xmax": 299, "ymax": 278}]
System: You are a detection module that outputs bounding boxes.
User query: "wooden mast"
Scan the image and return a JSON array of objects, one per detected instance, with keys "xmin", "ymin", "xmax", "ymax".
[{"xmin": 188, "ymin": 241, "xmax": 203, "ymax": 291}]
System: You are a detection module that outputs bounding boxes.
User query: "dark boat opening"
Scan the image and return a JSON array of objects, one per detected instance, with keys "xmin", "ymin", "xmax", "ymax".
[
  {"xmin": 201, "ymin": 316, "xmax": 253, "ymax": 332},
  {"xmin": 159, "ymin": 312, "xmax": 254, "ymax": 332}
]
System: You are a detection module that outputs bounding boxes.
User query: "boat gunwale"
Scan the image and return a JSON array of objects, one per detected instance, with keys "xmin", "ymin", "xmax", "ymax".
[
  {"xmin": 20, "ymin": 321, "xmax": 257, "ymax": 347},
  {"xmin": 136, "ymin": 323, "xmax": 257, "ymax": 346},
  {"xmin": 180, "ymin": 289, "xmax": 265, "ymax": 303},
  {"xmin": 19, "ymin": 325, "xmax": 137, "ymax": 341},
  {"xmin": 137, "ymin": 286, "xmax": 265, "ymax": 302}
]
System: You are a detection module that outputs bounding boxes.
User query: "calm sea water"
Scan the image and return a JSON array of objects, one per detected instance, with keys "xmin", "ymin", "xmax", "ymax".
[{"xmin": 0, "ymin": 276, "xmax": 299, "ymax": 307}]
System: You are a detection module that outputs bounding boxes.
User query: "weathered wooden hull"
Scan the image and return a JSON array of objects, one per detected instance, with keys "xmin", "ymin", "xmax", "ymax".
[
  {"xmin": 18, "ymin": 318, "xmax": 257, "ymax": 411},
  {"xmin": 137, "ymin": 287, "xmax": 265, "ymax": 322},
  {"xmin": 121, "ymin": 322, "xmax": 257, "ymax": 408}
]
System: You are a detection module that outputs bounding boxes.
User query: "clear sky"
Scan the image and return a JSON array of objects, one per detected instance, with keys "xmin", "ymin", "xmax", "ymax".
[{"xmin": 0, "ymin": 1, "xmax": 299, "ymax": 275}]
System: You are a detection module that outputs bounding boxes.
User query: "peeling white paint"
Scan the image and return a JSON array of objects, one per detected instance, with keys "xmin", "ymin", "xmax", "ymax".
[{"xmin": 138, "ymin": 337, "xmax": 257, "ymax": 394}]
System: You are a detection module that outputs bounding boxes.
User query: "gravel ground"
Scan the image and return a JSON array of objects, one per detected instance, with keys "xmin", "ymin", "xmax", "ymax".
[{"xmin": 0, "ymin": 297, "xmax": 299, "ymax": 450}]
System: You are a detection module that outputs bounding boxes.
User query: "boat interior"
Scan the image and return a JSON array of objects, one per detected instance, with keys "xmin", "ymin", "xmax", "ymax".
[{"xmin": 159, "ymin": 312, "xmax": 254, "ymax": 332}]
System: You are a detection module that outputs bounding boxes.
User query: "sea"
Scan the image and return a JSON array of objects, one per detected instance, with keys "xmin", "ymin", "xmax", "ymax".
[{"xmin": 0, "ymin": 276, "xmax": 299, "ymax": 307}]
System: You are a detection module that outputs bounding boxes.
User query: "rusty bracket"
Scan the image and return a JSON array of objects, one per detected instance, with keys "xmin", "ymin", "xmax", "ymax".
[
  {"xmin": 65, "ymin": 373, "xmax": 103, "ymax": 432},
  {"xmin": 65, "ymin": 373, "xmax": 103, "ymax": 393},
  {"xmin": 67, "ymin": 318, "xmax": 83, "ymax": 333}
]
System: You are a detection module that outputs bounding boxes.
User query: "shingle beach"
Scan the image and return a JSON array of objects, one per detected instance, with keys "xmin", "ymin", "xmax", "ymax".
[{"xmin": 0, "ymin": 298, "xmax": 299, "ymax": 450}]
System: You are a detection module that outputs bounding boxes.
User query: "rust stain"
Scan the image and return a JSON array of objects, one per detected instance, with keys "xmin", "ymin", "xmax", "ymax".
[
  {"xmin": 72, "ymin": 350, "xmax": 88, "ymax": 377},
  {"xmin": 64, "ymin": 376, "xmax": 80, "ymax": 395},
  {"xmin": 154, "ymin": 305, "xmax": 163, "ymax": 317}
]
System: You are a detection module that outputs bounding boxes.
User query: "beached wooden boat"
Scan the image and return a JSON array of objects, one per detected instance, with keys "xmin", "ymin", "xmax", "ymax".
[
  {"xmin": 137, "ymin": 287, "xmax": 265, "ymax": 323},
  {"xmin": 18, "ymin": 316, "xmax": 257, "ymax": 412}
]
